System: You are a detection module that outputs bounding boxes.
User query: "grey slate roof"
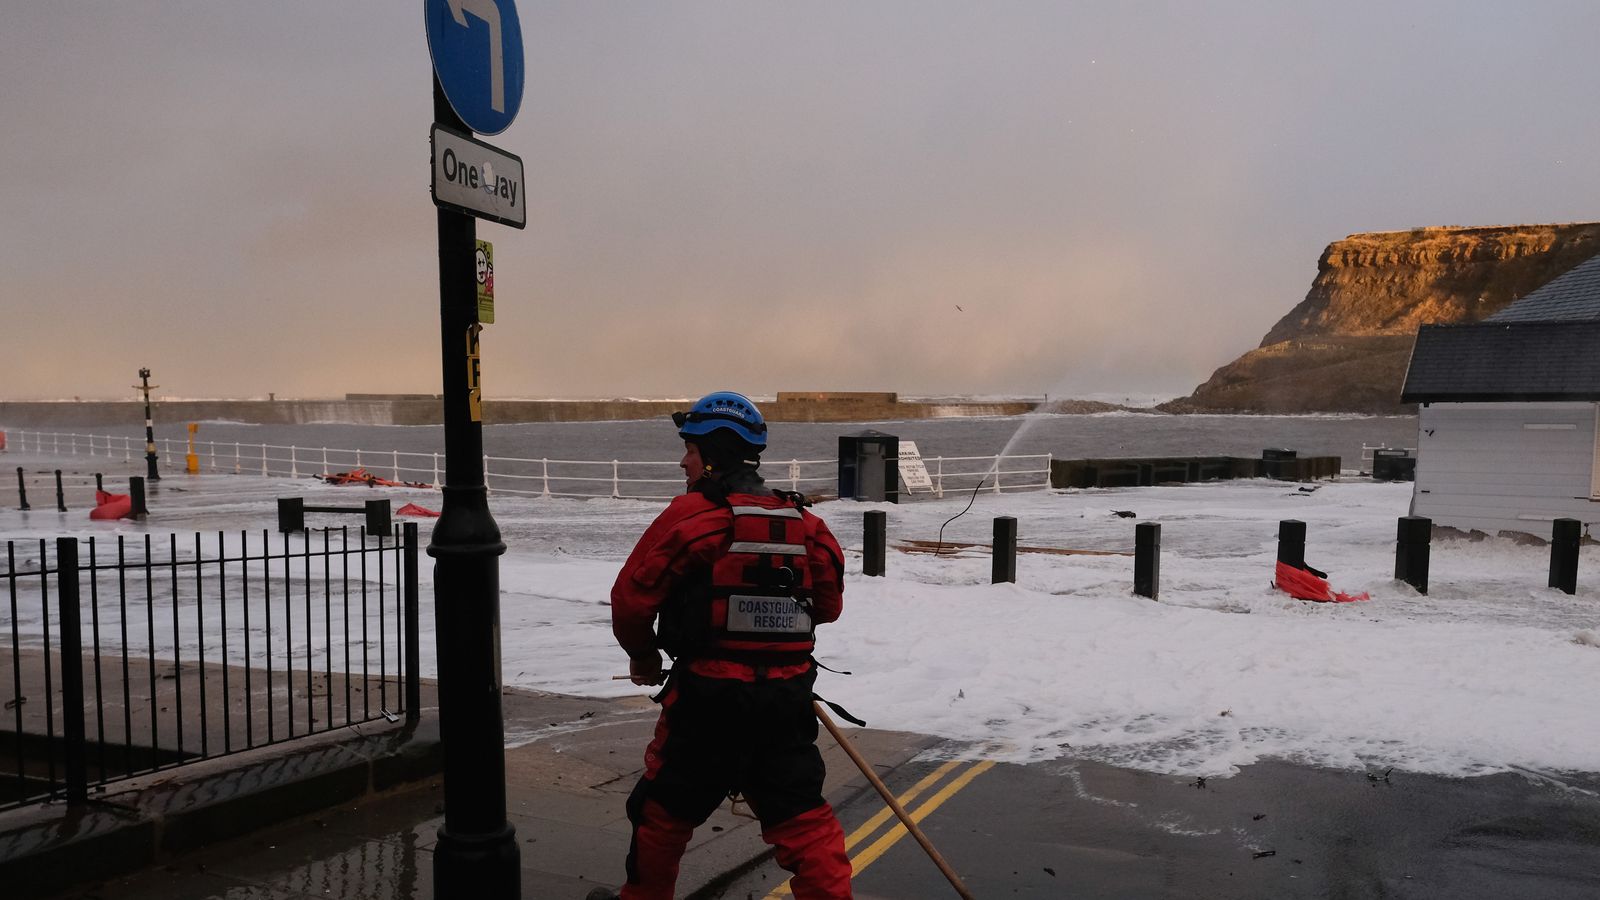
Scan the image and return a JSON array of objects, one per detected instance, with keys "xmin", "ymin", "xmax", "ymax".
[
  {"xmin": 1401, "ymin": 320, "xmax": 1600, "ymax": 402},
  {"xmin": 1488, "ymin": 252, "xmax": 1600, "ymax": 322}
]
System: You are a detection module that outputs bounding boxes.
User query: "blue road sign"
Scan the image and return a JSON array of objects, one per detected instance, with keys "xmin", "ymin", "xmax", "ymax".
[{"xmin": 425, "ymin": 0, "xmax": 524, "ymax": 135}]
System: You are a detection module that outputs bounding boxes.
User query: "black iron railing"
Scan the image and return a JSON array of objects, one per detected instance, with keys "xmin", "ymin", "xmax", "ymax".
[{"xmin": 2, "ymin": 524, "xmax": 420, "ymax": 811}]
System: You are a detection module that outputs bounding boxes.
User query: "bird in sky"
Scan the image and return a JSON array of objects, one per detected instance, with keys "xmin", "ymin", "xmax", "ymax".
[{"xmin": 955, "ymin": 304, "xmax": 964, "ymax": 312}]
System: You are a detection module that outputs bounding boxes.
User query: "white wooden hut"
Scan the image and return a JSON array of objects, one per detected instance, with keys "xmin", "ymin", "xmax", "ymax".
[{"xmin": 1400, "ymin": 254, "xmax": 1600, "ymax": 537}]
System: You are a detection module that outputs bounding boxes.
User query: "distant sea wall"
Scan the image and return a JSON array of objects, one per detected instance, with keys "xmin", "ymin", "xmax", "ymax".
[{"xmin": 0, "ymin": 395, "xmax": 1039, "ymax": 428}]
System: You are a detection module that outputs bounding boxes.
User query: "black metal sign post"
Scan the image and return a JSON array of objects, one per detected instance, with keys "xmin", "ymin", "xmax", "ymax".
[
  {"xmin": 136, "ymin": 368, "xmax": 160, "ymax": 481},
  {"xmin": 428, "ymin": 76, "xmax": 519, "ymax": 898}
]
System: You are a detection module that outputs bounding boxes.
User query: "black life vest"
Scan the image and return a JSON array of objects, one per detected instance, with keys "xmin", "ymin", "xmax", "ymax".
[{"xmin": 660, "ymin": 498, "xmax": 817, "ymax": 667}]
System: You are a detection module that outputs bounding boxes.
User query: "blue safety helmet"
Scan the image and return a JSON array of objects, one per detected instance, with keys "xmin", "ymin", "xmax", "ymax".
[{"xmin": 673, "ymin": 391, "xmax": 767, "ymax": 449}]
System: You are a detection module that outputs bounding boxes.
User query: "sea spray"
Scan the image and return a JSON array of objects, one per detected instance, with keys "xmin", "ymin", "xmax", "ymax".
[{"xmin": 930, "ymin": 395, "xmax": 1064, "ymax": 550}]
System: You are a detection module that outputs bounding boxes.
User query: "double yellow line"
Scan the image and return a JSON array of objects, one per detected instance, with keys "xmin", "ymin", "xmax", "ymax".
[{"xmin": 763, "ymin": 759, "xmax": 995, "ymax": 898}]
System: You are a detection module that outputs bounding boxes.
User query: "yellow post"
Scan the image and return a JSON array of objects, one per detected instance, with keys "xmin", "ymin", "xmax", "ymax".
[{"xmin": 185, "ymin": 423, "xmax": 199, "ymax": 474}]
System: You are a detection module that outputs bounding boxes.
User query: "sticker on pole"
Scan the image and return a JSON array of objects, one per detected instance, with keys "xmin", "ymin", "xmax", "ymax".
[
  {"xmin": 425, "ymin": 0, "xmax": 525, "ymax": 135},
  {"xmin": 431, "ymin": 125, "xmax": 527, "ymax": 228},
  {"xmin": 475, "ymin": 240, "xmax": 495, "ymax": 324}
]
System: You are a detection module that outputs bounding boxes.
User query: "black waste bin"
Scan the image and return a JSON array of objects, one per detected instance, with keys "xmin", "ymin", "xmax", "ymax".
[
  {"xmin": 1372, "ymin": 448, "xmax": 1415, "ymax": 481},
  {"xmin": 1261, "ymin": 448, "xmax": 1297, "ymax": 479},
  {"xmin": 838, "ymin": 431, "xmax": 899, "ymax": 502}
]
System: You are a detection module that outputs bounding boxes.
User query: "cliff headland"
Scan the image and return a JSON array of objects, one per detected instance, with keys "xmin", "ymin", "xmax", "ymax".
[{"xmin": 1162, "ymin": 223, "xmax": 1600, "ymax": 414}]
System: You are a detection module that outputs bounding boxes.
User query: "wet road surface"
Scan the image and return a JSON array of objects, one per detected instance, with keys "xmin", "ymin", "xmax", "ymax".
[{"xmin": 718, "ymin": 754, "xmax": 1600, "ymax": 899}]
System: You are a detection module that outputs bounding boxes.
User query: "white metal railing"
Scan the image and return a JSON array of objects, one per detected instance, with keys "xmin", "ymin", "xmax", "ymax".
[
  {"xmin": 480, "ymin": 455, "xmax": 838, "ymax": 501},
  {"xmin": 913, "ymin": 454, "xmax": 1052, "ymax": 498},
  {"xmin": 7, "ymin": 431, "xmax": 1053, "ymax": 501},
  {"xmin": 5, "ymin": 430, "xmax": 836, "ymax": 501}
]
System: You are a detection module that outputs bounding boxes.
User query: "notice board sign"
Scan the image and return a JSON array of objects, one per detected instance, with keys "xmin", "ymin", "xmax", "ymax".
[{"xmin": 898, "ymin": 441, "xmax": 934, "ymax": 493}]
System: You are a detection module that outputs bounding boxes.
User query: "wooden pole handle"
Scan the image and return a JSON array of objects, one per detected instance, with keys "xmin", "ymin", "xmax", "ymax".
[{"xmin": 813, "ymin": 701, "xmax": 976, "ymax": 900}]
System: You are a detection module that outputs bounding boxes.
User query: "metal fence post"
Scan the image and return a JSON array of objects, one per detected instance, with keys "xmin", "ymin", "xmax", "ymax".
[
  {"xmin": 992, "ymin": 456, "xmax": 1002, "ymax": 494},
  {"xmin": 290, "ymin": 445, "xmax": 298, "ymax": 478},
  {"xmin": 541, "ymin": 458, "xmax": 550, "ymax": 498},
  {"xmin": 261, "ymin": 444, "xmax": 268, "ymax": 476},
  {"xmin": 124, "ymin": 435, "xmax": 132, "ymax": 461},
  {"xmin": 1395, "ymin": 516, "xmax": 1431, "ymax": 594},
  {"xmin": 612, "ymin": 459, "xmax": 620, "ymax": 499},
  {"xmin": 404, "ymin": 522, "xmax": 421, "ymax": 723},
  {"xmin": 17, "ymin": 467, "xmax": 29, "ymax": 511},
  {"xmin": 323, "ymin": 447, "xmax": 330, "ymax": 476},
  {"xmin": 1550, "ymin": 518, "xmax": 1581, "ymax": 595},
  {"xmin": 393, "ymin": 450, "xmax": 401, "ymax": 482},
  {"xmin": 864, "ymin": 510, "xmax": 886, "ymax": 577},
  {"xmin": 992, "ymin": 516, "xmax": 1017, "ymax": 584},
  {"xmin": 935, "ymin": 457, "xmax": 944, "ymax": 498},
  {"xmin": 433, "ymin": 452, "xmax": 442, "ymax": 488},
  {"xmin": 234, "ymin": 442, "xmax": 241, "ymax": 474},
  {"xmin": 56, "ymin": 537, "xmax": 89, "ymax": 804},
  {"xmin": 55, "ymin": 470, "xmax": 66, "ymax": 512},
  {"xmin": 1134, "ymin": 521, "xmax": 1160, "ymax": 599}
]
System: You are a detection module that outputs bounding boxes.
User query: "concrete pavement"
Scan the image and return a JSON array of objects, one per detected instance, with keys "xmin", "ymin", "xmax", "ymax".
[{"xmin": 19, "ymin": 683, "xmax": 937, "ymax": 899}]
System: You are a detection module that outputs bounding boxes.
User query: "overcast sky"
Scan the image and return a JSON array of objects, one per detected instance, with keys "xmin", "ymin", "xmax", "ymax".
[{"xmin": 4, "ymin": 2, "xmax": 1599, "ymax": 402}]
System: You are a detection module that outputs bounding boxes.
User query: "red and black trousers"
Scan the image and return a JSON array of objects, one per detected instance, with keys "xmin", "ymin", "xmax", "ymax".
[{"xmin": 621, "ymin": 667, "xmax": 851, "ymax": 900}]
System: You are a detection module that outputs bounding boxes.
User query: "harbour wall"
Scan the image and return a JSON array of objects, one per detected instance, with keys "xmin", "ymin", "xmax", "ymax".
[{"xmin": 0, "ymin": 396, "xmax": 1038, "ymax": 428}]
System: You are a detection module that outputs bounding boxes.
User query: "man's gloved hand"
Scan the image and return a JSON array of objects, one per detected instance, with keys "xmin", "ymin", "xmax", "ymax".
[{"xmin": 629, "ymin": 654, "xmax": 665, "ymax": 686}]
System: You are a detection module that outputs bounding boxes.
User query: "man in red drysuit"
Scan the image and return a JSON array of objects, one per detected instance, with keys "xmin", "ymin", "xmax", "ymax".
[{"xmin": 590, "ymin": 391, "xmax": 852, "ymax": 900}]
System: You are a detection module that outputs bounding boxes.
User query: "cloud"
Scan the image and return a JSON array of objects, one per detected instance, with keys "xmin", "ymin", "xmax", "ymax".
[{"xmin": 4, "ymin": 2, "xmax": 1600, "ymax": 400}]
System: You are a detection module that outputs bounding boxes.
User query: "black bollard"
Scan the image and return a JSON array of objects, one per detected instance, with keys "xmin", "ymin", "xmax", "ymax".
[
  {"xmin": 364, "ymin": 499, "xmax": 393, "ymax": 535},
  {"xmin": 1549, "ymin": 518, "xmax": 1581, "ymax": 595},
  {"xmin": 55, "ymin": 469, "xmax": 66, "ymax": 512},
  {"xmin": 277, "ymin": 497, "xmax": 306, "ymax": 534},
  {"xmin": 1394, "ymin": 516, "xmax": 1431, "ymax": 594},
  {"xmin": 95, "ymin": 472, "xmax": 103, "ymax": 492},
  {"xmin": 992, "ymin": 516, "xmax": 1017, "ymax": 584},
  {"xmin": 863, "ymin": 510, "xmax": 886, "ymax": 577},
  {"xmin": 16, "ymin": 467, "xmax": 28, "ymax": 511},
  {"xmin": 129, "ymin": 477, "xmax": 147, "ymax": 519},
  {"xmin": 1134, "ymin": 521, "xmax": 1161, "ymax": 599},
  {"xmin": 1277, "ymin": 520, "xmax": 1306, "ymax": 568}
]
